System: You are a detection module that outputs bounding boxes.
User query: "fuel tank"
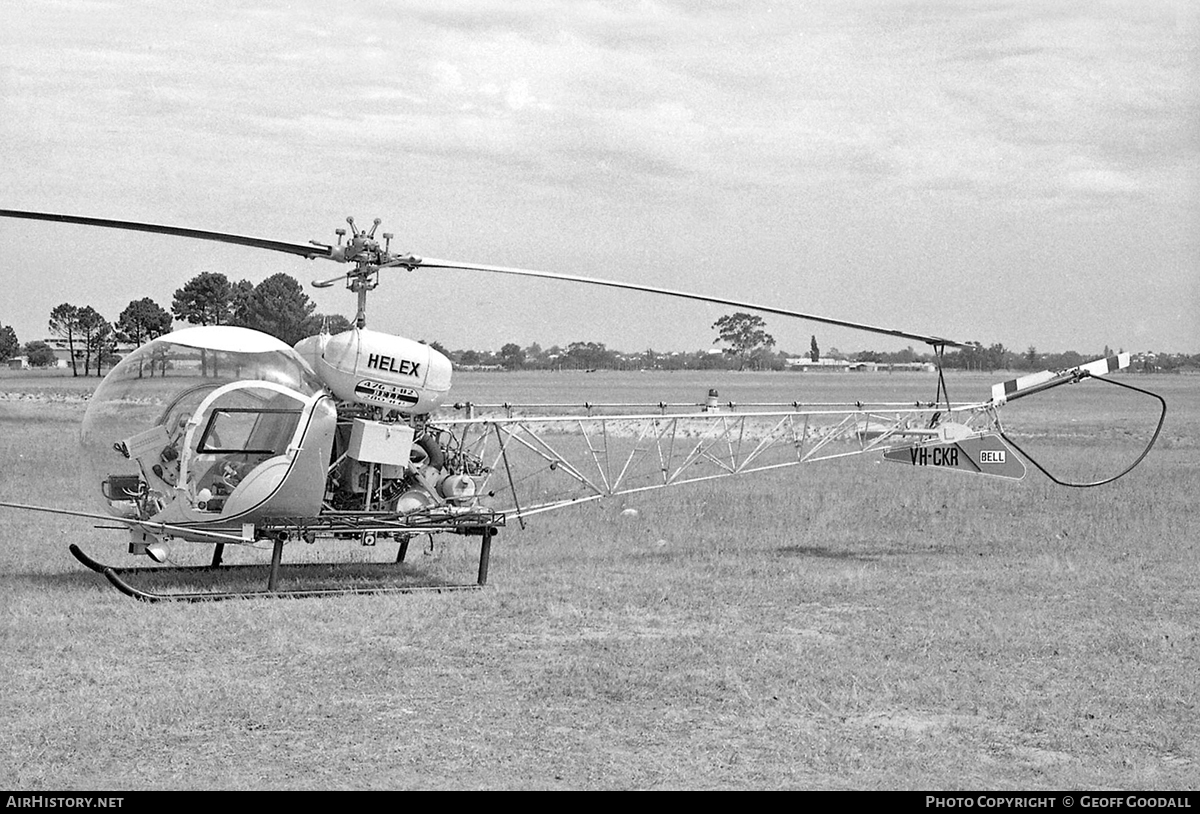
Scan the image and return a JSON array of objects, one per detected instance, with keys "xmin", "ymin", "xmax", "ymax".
[{"xmin": 294, "ymin": 327, "xmax": 453, "ymax": 414}]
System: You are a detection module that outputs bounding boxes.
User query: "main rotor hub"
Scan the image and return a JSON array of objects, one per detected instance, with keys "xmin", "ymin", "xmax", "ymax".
[{"xmin": 319, "ymin": 216, "xmax": 424, "ymax": 329}]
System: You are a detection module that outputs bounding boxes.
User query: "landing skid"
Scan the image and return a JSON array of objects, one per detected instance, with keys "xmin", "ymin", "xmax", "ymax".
[{"xmin": 68, "ymin": 526, "xmax": 498, "ymax": 602}]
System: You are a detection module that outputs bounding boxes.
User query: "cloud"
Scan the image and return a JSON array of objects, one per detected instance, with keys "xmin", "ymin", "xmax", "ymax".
[{"xmin": 2, "ymin": 0, "xmax": 1197, "ymax": 352}]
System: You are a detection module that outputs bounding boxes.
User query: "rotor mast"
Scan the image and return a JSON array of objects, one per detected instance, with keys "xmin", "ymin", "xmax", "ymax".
[
  {"xmin": 311, "ymin": 216, "xmax": 423, "ymax": 328},
  {"xmin": 344, "ymin": 217, "xmax": 381, "ymax": 329}
]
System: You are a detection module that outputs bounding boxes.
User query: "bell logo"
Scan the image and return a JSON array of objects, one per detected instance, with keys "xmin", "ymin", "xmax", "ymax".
[{"xmin": 979, "ymin": 450, "xmax": 1006, "ymax": 464}]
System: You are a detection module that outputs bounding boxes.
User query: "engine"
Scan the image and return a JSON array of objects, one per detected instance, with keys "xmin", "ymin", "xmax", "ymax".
[{"xmin": 322, "ymin": 416, "xmax": 488, "ymax": 516}]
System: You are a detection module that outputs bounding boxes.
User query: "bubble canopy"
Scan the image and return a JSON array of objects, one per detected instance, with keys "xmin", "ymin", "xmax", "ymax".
[{"xmin": 81, "ymin": 327, "xmax": 329, "ymax": 523}]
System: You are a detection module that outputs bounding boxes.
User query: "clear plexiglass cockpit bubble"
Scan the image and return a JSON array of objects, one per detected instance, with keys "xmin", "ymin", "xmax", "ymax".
[{"xmin": 81, "ymin": 327, "xmax": 326, "ymax": 522}]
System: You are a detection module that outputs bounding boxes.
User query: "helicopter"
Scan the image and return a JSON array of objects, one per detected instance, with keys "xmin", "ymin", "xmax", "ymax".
[{"xmin": 0, "ymin": 209, "xmax": 1167, "ymax": 601}]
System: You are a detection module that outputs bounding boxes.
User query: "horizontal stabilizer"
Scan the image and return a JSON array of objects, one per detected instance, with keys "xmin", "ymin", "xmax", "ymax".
[
  {"xmin": 882, "ymin": 432, "xmax": 1026, "ymax": 480},
  {"xmin": 991, "ymin": 353, "xmax": 1130, "ymax": 405}
]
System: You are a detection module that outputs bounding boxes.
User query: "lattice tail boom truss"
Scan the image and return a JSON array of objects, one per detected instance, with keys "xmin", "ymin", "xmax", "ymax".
[{"xmin": 437, "ymin": 403, "xmax": 997, "ymax": 520}]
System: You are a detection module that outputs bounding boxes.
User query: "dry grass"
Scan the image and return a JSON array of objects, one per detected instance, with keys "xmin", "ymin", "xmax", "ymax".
[{"xmin": 1, "ymin": 371, "xmax": 1196, "ymax": 789}]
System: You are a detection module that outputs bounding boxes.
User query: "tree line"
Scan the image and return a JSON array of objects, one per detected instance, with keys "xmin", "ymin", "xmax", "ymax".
[
  {"xmin": 441, "ymin": 314, "xmax": 1198, "ymax": 373},
  {"xmin": 1, "ymin": 288, "xmax": 1194, "ymax": 376},
  {"xmin": 0, "ymin": 271, "xmax": 349, "ymax": 376}
]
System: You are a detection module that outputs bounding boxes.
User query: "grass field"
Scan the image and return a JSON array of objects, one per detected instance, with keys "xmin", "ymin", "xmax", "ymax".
[{"xmin": 1, "ymin": 369, "xmax": 1196, "ymax": 789}]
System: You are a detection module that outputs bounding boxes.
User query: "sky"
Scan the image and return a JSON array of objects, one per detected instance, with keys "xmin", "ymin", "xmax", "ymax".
[{"xmin": 1, "ymin": 0, "xmax": 1197, "ymax": 357}]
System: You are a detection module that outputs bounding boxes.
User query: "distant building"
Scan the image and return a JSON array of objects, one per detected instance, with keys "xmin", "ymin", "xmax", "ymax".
[
  {"xmin": 785, "ymin": 358, "xmax": 935, "ymax": 373},
  {"xmin": 42, "ymin": 337, "xmax": 138, "ymax": 369},
  {"xmin": 784, "ymin": 357, "xmax": 851, "ymax": 371},
  {"xmin": 883, "ymin": 362, "xmax": 937, "ymax": 373}
]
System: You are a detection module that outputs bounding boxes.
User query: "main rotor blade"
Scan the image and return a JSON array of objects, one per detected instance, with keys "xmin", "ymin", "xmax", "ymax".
[
  {"xmin": 0, "ymin": 208, "xmax": 966, "ymax": 347},
  {"xmin": 0, "ymin": 209, "xmax": 333, "ymax": 260},
  {"xmin": 415, "ymin": 258, "xmax": 969, "ymax": 349}
]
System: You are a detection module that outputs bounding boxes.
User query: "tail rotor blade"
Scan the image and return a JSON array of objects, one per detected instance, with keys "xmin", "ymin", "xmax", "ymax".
[{"xmin": 991, "ymin": 353, "xmax": 1131, "ymax": 405}]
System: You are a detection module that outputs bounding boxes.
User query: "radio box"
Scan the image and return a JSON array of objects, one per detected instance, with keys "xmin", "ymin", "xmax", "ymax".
[{"xmin": 347, "ymin": 419, "xmax": 415, "ymax": 466}]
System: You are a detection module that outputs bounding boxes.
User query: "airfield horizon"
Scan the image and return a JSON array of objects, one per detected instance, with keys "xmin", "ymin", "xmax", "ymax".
[{"xmin": 1, "ymin": 369, "xmax": 1195, "ymax": 789}]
